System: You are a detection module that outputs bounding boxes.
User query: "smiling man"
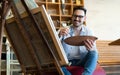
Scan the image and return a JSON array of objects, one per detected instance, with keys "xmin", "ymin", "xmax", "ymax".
[{"xmin": 59, "ymin": 6, "xmax": 98, "ymax": 75}]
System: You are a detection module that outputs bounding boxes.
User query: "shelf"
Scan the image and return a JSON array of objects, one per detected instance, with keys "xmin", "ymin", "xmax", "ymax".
[
  {"xmin": 36, "ymin": 0, "xmax": 84, "ymax": 28},
  {"xmin": 51, "ymin": 16, "xmax": 60, "ymax": 27},
  {"xmin": 47, "ymin": 0, "xmax": 59, "ymax": 3},
  {"xmin": 47, "ymin": 4, "xmax": 60, "ymax": 15},
  {"xmin": 1, "ymin": 53, "xmax": 6, "ymax": 60},
  {"xmin": 10, "ymin": 60, "xmax": 19, "ymax": 65},
  {"xmin": 2, "ymin": 44, "xmax": 7, "ymax": 53},
  {"xmin": 1, "ymin": 60, "xmax": 6, "ymax": 71},
  {"xmin": 1, "ymin": 38, "xmax": 21, "ymax": 75},
  {"xmin": 65, "ymin": 0, "xmax": 72, "ymax": 3},
  {"xmin": 61, "ymin": 5, "xmax": 72, "ymax": 15}
]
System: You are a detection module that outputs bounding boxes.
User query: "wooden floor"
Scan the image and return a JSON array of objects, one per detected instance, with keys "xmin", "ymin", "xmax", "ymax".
[{"xmin": 101, "ymin": 64, "xmax": 120, "ymax": 75}]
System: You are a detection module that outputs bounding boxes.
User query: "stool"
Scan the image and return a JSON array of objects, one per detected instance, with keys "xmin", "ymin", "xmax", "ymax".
[
  {"xmin": 66, "ymin": 64, "xmax": 106, "ymax": 75},
  {"xmin": 44, "ymin": 64, "xmax": 106, "ymax": 75}
]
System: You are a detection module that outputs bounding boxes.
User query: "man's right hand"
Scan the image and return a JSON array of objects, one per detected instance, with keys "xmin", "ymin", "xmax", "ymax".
[{"xmin": 58, "ymin": 27, "xmax": 70, "ymax": 37}]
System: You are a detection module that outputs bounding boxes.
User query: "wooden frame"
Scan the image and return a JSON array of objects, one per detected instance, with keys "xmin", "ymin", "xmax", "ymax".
[
  {"xmin": 39, "ymin": 5, "xmax": 69, "ymax": 65},
  {"xmin": 5, "ymin": 4, "xmax": 68, "ymax": 74}
]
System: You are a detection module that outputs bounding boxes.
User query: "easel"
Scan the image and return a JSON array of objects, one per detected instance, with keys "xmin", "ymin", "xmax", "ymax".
[{"xmin": 0, "ymin": 0, "xmax": 67, "ymax": 75}]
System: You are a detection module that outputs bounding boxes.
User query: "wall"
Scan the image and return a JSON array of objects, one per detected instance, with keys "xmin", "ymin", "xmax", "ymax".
[{"xmin": 85, "ymin": 0, "xmax": 120, "ymax": 40}]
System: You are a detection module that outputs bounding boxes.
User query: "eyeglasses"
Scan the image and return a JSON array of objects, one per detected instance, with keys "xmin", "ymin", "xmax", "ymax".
[{"xmin": 72, "ymin": 15, "xmax": 84, "ymax": 19}]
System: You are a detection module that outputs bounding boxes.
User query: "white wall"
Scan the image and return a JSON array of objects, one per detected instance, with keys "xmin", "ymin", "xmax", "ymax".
[{"xmin": 85, "ymin": 0, "xmax": 120, "ymax": 40}]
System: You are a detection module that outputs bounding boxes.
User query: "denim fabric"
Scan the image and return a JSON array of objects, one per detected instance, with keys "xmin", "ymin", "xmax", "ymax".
[
  {"xmin": 62, "ymin": 67, "xmax": 71, "ymax": 75},
  {"xmin": 81, "ymin": 51, "xmax": 98, "ymax": 75},
  {"xmin": 62, "ymin": 51, "xmax": 98, "ymax": 75}
]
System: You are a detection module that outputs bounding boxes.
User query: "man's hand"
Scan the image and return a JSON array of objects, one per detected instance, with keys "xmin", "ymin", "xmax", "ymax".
[
  {"xmin": 59, "ymin": 27, "xmax": 70, "ymax": 37},
  {"xmin": 83, "ymin": 39, "xmax": 95, "ymax": 50}
]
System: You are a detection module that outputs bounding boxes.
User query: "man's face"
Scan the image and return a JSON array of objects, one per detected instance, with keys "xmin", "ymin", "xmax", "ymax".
[{"xmin": 72, "ymin": 10, "xmax": 86, "ymax": 27}]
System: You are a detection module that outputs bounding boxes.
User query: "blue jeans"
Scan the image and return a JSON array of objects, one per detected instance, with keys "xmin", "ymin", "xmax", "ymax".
[{"xmin": 62, "ymin": 50, "xmax": 98, "ymax": 75}]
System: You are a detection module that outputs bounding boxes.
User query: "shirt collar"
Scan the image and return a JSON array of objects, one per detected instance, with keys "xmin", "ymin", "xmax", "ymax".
[{"xmin": 70, "ymin": 24, "xmax": 85, "ymax": 33}]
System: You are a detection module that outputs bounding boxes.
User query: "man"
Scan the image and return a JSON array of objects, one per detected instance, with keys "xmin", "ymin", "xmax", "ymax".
[{"xmin": 59, "ymin": 6, "xmax": 98, "ymax": 75}]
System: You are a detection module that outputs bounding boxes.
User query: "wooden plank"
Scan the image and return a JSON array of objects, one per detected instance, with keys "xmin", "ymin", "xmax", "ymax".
[
  {"xmin": 96, "ymin": 40, "xmax": 120, "ymax": 65},
  {"xmin": 6, "ymin": 7, "xmax": 41, "ymax": 24},
  {"xmin": 38, "ymin": 5, "xmax": 68, "ymax": 65}
]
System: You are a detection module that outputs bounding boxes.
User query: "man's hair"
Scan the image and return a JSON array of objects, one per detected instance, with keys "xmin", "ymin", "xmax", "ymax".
[{"xmin": 73, "ymin": 6, "xmax": 87, "ymax": 15}]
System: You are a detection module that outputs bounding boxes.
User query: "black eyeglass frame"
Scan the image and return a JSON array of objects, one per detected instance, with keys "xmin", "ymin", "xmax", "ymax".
[{"xmin": 72, "ymin": 15, "xmax": 84, "ymax": 19}]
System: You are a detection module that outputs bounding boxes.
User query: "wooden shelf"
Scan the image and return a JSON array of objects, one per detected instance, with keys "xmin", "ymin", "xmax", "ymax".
[{"xmin": 35, "ymin": 0, "xmax": 84, "ymax": 28}]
